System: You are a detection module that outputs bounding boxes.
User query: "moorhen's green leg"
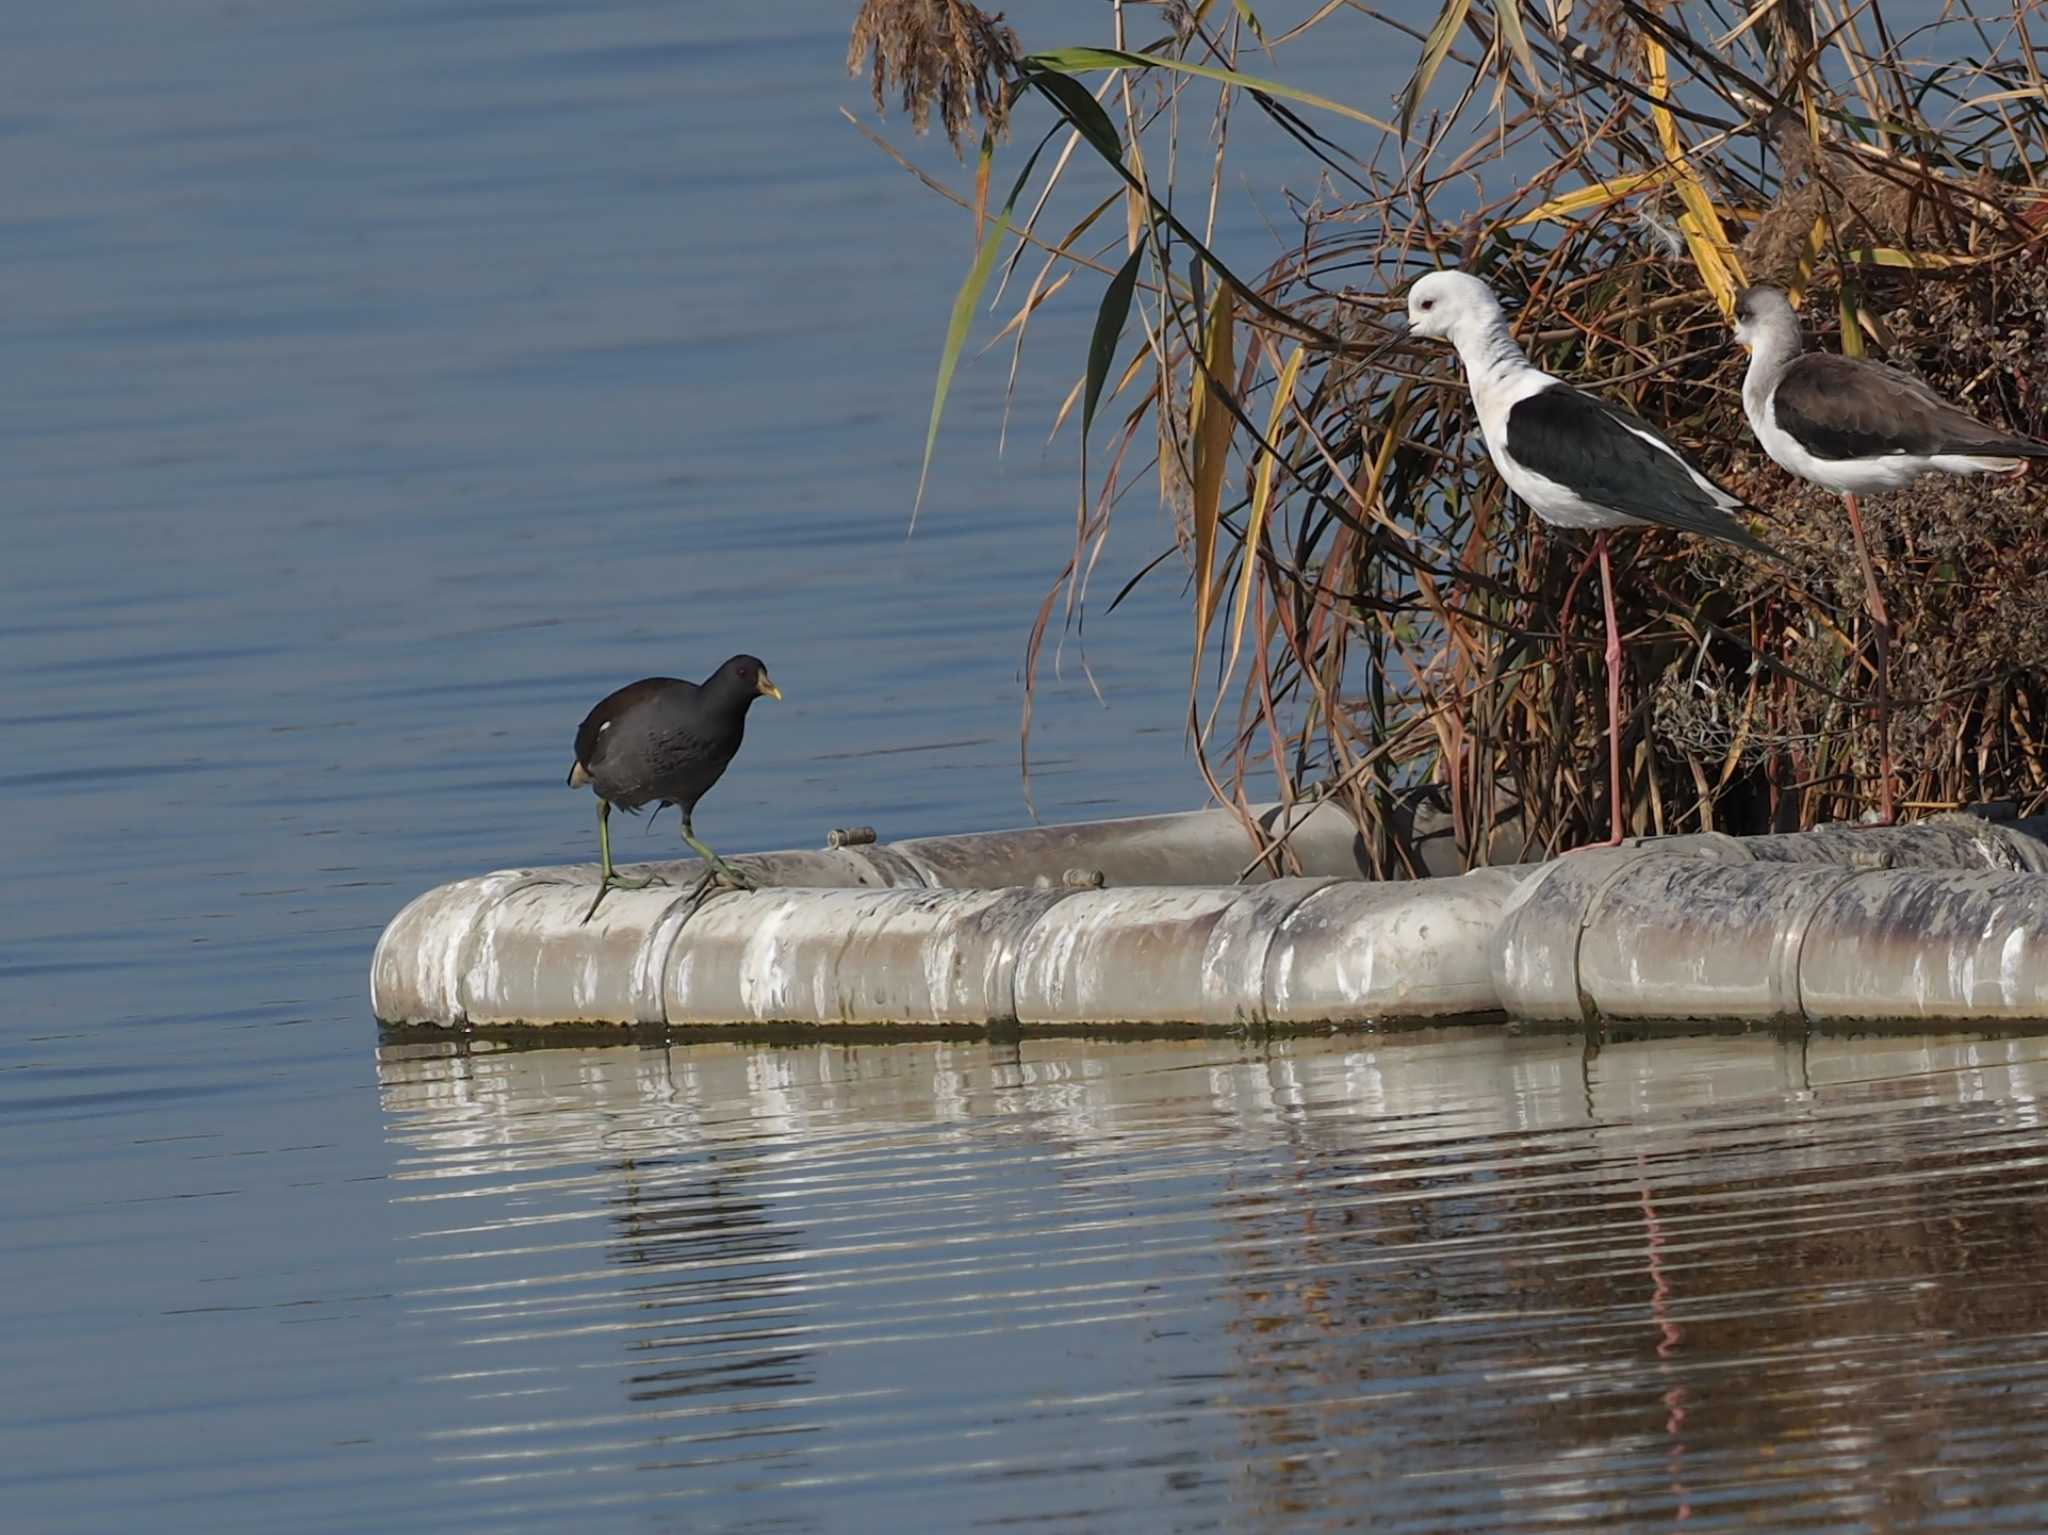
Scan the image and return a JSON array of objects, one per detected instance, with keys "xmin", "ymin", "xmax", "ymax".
[
  {"xmin": 681, "ymin": 815, "xmax": 754, "ymax": 890},
  {"xmin": 583, "ymin": 798, "xmax": 668, "ymax": 924}
]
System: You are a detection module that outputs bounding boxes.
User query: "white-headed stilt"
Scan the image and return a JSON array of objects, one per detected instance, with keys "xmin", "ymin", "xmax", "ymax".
[
  {"xmin": 1733, "ymin": 283, "xmax": 2048, "ymax": 823},
  {"xmin": 1403, "ymin": 270, "xmax": 1785, "ymax": 844}
]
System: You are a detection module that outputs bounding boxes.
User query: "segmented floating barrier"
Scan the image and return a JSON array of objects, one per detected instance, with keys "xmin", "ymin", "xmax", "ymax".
[{"xmin": 371, "ymin": 802, "xmax": 2048, "ymax": 1032}]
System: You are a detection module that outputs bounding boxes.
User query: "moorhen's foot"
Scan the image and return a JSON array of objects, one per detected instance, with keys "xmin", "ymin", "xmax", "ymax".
[
  {"xmin": 682, "ymin": 864, "xmax": 754, "ymax": 904},
  {"xmin": 580, "ymin": 871, "xmax": 670, "ymax": 925}
]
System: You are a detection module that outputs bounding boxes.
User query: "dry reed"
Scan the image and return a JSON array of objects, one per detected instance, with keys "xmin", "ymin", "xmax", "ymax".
[{"xmin": 857, "ymin": 0, "xmax": 2048, "ymax": 868}]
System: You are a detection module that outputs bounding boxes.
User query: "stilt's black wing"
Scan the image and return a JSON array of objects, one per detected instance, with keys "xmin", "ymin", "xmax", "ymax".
[
  {"xmin": 1506, "ymin": 384, "xmax": 1785, "ymax": 561},
  {"xmin": 1774, "ymin": 352, "xmax": 2048, "ymax": 462}
]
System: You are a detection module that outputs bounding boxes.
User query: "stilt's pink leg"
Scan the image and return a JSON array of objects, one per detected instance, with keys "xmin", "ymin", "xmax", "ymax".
[
  {"xmin": 1842, "ymin": 492, "xmax": 1896, "ymax": 825},
  {"xmin": 1596, "ymin": 531, "xmax": 1627, "ymax": 847}
]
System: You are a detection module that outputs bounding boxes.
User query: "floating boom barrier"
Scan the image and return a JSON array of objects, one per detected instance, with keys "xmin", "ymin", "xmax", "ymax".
[{"xmin": 372, "ymin": 802, "xmax": 2048, "ymax": 1032}]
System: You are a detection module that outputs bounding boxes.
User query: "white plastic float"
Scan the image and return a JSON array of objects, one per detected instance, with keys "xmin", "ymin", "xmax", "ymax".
[{"xmin": 371, "ymin": 802, "xmax": 2048, "ymax": 1031}]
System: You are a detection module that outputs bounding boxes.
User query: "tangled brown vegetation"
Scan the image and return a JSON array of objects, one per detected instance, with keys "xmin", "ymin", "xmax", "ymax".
[{"xmin": 857, "ymin": 0, "xmax": 2048, "ymax": 870}]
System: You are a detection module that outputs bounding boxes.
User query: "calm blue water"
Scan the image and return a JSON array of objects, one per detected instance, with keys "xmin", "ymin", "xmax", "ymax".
[{"xmin": 9, "ymin": 1, "xmax": 2048, "ymax": 1530}]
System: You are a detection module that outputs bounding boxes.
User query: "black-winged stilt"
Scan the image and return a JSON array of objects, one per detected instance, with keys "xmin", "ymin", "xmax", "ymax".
[
  {"xmin": 1733, "ymin": 283, "xmax": 2048, "ymax": 823},
  {"xmin": 1403, "ymin": 270, "xmax": 1784, "ymax": 844}
]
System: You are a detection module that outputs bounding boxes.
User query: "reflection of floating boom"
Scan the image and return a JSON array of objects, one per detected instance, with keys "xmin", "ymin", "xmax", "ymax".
[{"xmin": 372, "ymin": 803, "xmax": 2048, "ymax": 1033}]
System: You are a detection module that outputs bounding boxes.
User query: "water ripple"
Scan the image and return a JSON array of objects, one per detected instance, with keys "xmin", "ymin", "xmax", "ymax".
[{"xmin": 363, "ymin": 1029, "xmax": 2048, "ymax": 1531}]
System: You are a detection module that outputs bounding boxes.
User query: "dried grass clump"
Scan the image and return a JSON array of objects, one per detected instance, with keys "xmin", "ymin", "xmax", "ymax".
[
  {"xmin": 847, "ymin": 0, "xmax": 1019, "ymax": 157},
  {"xmin": 860, "ymin": 0, "xmax": 2048, "ymax": 866}
]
